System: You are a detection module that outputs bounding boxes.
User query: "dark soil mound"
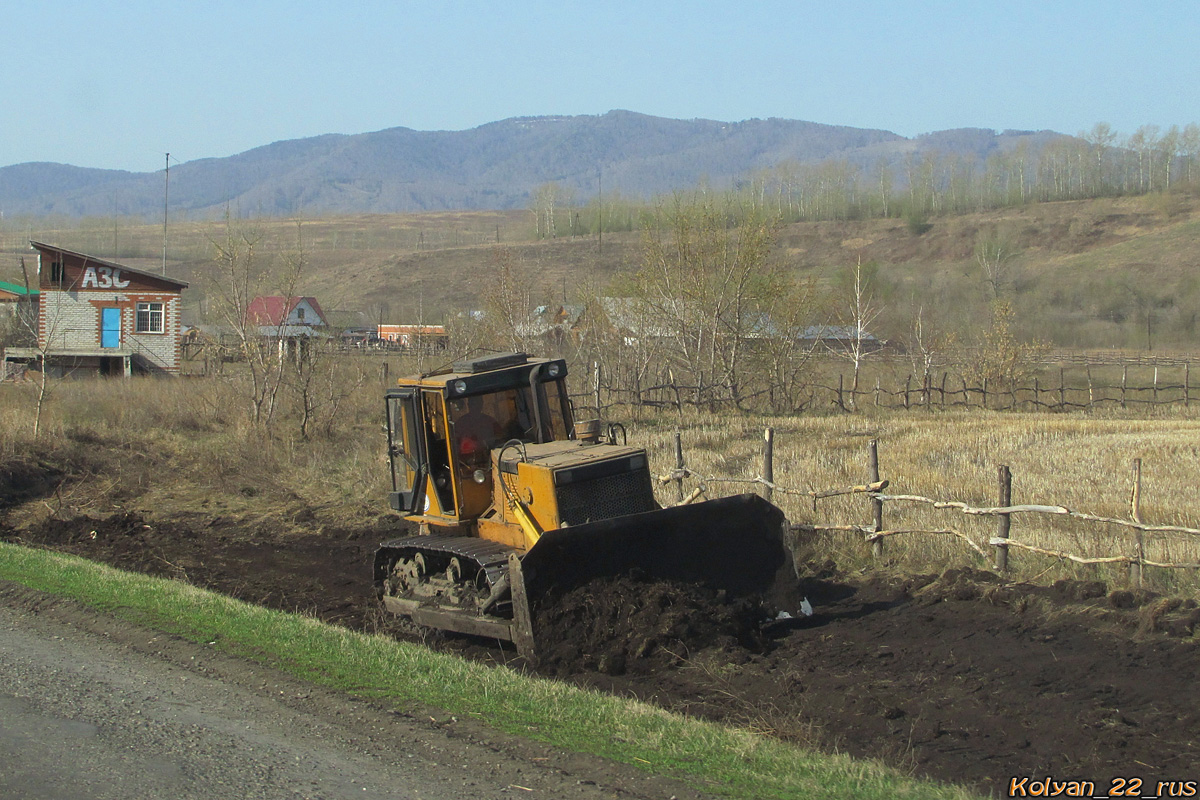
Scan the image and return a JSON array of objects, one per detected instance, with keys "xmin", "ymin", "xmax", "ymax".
[
  {"xmin": 0, "ymin": 459, "xmax": 64, "ymax": 509},
  {"xmin": 533, "ymin": 574, "xmax": 771, "ymax": 676}
]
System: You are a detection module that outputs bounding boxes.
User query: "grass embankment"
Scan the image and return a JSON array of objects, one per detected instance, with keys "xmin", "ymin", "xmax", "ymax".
[{"xmin": 0, "ymin": 543, "xmax": 977, "ymax": 800}]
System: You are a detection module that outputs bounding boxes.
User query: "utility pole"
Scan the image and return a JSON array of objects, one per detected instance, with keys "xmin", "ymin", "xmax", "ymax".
[
  {"xmin": 162, "ymin": 152, "xmax": 170, "ymax": 275},
  {"xmin": 597, "ymin": 167, "xmax": 602, "ymax": 256}
]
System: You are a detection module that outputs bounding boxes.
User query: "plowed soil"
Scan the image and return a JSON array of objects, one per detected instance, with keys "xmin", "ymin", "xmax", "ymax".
[{"xmin": 6, "ymin": 511, "xmax": 1200, "ymax": 795}]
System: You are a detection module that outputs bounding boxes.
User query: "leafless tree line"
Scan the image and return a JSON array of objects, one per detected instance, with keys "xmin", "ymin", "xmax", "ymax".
[{"xmin": 528, "ymin": 122, "xmax": 1200, "ymax": 238}]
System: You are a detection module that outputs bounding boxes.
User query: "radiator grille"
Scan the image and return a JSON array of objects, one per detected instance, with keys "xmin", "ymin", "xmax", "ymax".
[{"xmin": 556, "ymin": 468, "xmax": 657, "ymax": 526}]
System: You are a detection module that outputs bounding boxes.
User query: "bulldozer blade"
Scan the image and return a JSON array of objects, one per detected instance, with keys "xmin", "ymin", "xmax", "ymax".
[{"xmin": 518, "ymin": 493, "xmax": 801, "ymax": 617}]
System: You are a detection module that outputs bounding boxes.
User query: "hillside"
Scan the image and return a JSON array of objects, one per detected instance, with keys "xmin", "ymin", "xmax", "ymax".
[
  {"xmin": 0, "ymin": 112, "xmax": 1061, "ymax": 218},
  {"xmin": 2, "ymin": 190, "xmax": 1198, "ymax": 352}
]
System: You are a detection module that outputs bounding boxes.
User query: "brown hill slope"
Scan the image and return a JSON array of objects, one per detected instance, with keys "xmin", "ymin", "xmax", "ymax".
[{"xmin": 2, "ymin": 190, "xmax": 1197, "ymax": 349}]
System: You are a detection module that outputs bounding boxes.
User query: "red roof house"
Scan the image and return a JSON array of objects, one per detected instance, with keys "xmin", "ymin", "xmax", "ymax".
[{"xmin": 245, "ymin": 296, "xmax": 327, "ymax": 328}]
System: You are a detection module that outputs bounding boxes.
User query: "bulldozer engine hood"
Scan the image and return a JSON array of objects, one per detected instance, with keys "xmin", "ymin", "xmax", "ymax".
[
  {"xmin": 495, "ymin": 440, "xmax": 659, "ymax": 532},
  {"xmin": 497, "ymin": 440, "xmax": 648, "ymax": 484}
]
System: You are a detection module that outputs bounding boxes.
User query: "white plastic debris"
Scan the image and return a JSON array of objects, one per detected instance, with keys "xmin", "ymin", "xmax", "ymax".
[{"xmin": 775, "ymin": 598, "xmax": 815, "ymax": 620}]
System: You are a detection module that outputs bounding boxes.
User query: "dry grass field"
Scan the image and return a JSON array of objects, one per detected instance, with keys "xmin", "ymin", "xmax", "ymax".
[
  {"xmin": 632, "ymin": 407, "xmax": 1200, "ymax": 589},
  {"xmin": 4, "ymin": 370, "xmax": 1199, "ymax": 594}
]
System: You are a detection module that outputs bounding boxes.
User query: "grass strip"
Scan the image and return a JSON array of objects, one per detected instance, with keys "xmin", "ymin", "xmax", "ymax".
[{"xmin": 0, "ymin": 542, "xmax": 979, "ymax": 800}]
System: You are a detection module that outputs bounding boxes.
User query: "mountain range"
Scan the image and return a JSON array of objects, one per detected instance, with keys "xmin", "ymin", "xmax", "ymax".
[{"xmin": 0, "ymin": 111, "xmax": 1064, "ymax": 218}]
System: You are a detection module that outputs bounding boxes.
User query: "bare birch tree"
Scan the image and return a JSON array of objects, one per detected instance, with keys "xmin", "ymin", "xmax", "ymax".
[
  {"xmin": 906, "ymin": 301, "xmax": 955, "ymax": 391},
  {"xmin": 633, "ymin": 193, "xmax": 781, "ymax": 409},
  {"xmin": 480, "ymin": 247, "xmax": 537, "ymax": 354},
  {"xmin": 835, "ymin": 258, "xmax": 882, "ymax": 411},
  {"xmin": 530, "ymin": 183, "xmax": 573, "ymax": 240},
  {"xmin": 974, "ymin": 227, "xmax": 1020, "ymax": 301},
  {"xmin": 205, "ymin": 217, "xmax": 304, "ymax": 430}
]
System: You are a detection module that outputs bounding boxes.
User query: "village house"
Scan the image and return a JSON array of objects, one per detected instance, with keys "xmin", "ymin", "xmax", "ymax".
[
  {"xmin": 0, "ymin": 278, "xmax": 38, "ymax": 308},
  {"xmin": 377, "ymin": 324, "xmax": 448, "ymax": 349},
  {"xmin": 798, "ymin": 325, "xmax": 884, "ymax": 353},
  {"xmin": 239, "ymin": 295, "xmax": 332, "ymax": 363},
  {"xmin": 3, "ymin": 242, "xmax": 187, "ymax": 378},
  {"xmin": 0, "ymin": 279, "xmax": 38, "ymax": 333},
  {"xmin": 245, "ymin": 295, "xmax": 328, "ymax": 330}
]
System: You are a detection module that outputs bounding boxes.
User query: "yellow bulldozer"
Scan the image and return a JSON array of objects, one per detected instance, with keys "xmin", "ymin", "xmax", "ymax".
[{"xmin": 374, "ymin": 352, "xmax": 802, "ymax": 662}]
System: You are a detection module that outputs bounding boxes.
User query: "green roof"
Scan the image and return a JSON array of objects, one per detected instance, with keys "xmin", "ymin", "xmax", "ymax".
[{"xmin": 0, "ymin": 280, "xmax": 37, "ymax": 297}]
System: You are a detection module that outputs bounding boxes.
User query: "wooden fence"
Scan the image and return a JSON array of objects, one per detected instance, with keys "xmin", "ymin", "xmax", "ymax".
[
  {"xmin": 574, "ymin": 361, "xmax": 1199, "ymax": 414},
  {"xmin": 661, "ymin": 430, "xmax": 1200, "ymax": 586}
]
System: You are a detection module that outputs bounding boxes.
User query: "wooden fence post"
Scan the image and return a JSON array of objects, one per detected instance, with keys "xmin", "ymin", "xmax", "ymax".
[
  {"xmin": 837, "ymin": 374, "xmax": 845, "ymax": 411},
  {"xmin": 1186, "ymin": 362, "xmax": 1191, "ymax": 408},
  {"xmin": 1059, "ymin": 367, "xmax": 1066, "ymax": 409},
  {"xmin": 981, "ymin": 377, "xmax": 988, "ymax": 410},
  {"xmin": 995, "ymin": 465, "xmax": 1012, "ymax": 572},
  {"xmin": 1121, "ymin": 365, "xmax": 1128, "ymax": 409},
  {"xmin": 668, "ymin": 367, "xmax": 682, "ymax": 415},
  {"xmin": 380, "ymin": 361, "xmax": 390, "ymax": 386},
  {"xmin": 1034, "ymin": 377, "xmax": 1040, "ymax": 409},
  {"xmin": 761, "ymin": 427, "xmax": 774, "ymax": 503},
  {"xmin": 869, "ymin": 439, "xmax": 884, "ymax": 558},
  {"xmin": 941, "ymin": 372, "xmax": 948, "ymax": 408},
  {"xmin": 904, "ymin": 374, "xmax": 912, "ymax": 409},
  {"xmin": 1086, "ymin": 367, "xmax": 1094, "ymax": 409},
  {"xmin": 1130, "ymin": 458, "xmax": 1145, "ymax": 589},
  {"xmin": 673, "ymin": 431, "xmax": 686, "ymax": 504}
]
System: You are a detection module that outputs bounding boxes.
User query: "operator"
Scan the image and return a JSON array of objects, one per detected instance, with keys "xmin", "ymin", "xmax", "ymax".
[{"xmin": 452, "ymin": 395, "xmax": 502, "ymax": 463}]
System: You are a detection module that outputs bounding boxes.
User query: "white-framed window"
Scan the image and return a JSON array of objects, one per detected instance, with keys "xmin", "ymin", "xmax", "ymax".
[{"xmin": 136, "ymin": 302, "xmax": 164, "ymax": 333}]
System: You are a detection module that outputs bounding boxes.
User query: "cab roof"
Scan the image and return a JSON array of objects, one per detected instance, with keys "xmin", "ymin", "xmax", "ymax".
[{"xmin": 389, "ymin": 353, "xmax": 568, "ymax": 396}]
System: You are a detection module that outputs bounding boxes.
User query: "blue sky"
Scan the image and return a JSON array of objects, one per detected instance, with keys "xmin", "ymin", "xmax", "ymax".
[{"xmin": 4, "ymin": 0, "xmax": 1197, "ymax": 172}]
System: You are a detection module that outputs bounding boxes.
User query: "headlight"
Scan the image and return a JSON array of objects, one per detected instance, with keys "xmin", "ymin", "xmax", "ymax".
[
  {"xmin": 452, "ymin": 380, "xmax": 467, "ymax": 394},
  {"xmin": 546, "ymin": 363, "xmax": 561, "ymax": 377},
  {"xmin": 473, "ymin": 469, "xmax": 488, "ymax": 484}
]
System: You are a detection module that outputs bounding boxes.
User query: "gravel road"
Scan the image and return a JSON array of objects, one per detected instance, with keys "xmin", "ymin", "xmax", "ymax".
[{"xmin": 0, "ymin": 583, "xmax": 707, "ymax": 800}]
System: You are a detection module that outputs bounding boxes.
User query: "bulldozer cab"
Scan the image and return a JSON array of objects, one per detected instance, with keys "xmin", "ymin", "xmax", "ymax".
[{"xmin": 386, "ymin": 353, "xmax": 573, "ymax": 524}]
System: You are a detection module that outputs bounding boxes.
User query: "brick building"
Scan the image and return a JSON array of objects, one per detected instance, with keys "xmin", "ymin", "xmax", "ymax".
[
  {"xmin": 377, "ymin": 324, "xmax": 448, "ymax": 349},
  {"xmin": 3, "ymin": 242, "xmax": 188, "ymax": 378}
]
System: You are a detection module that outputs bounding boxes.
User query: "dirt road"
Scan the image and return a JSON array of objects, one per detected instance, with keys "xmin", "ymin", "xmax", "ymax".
[{"xmin": 0, "ymin": 583, "xmax": 710, "ymax": 800}]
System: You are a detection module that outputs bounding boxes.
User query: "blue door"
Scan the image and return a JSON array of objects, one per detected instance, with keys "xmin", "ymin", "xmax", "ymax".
[{"xmin": 100, "ymin": 308, "xmax": 121, "ymax": 348}]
